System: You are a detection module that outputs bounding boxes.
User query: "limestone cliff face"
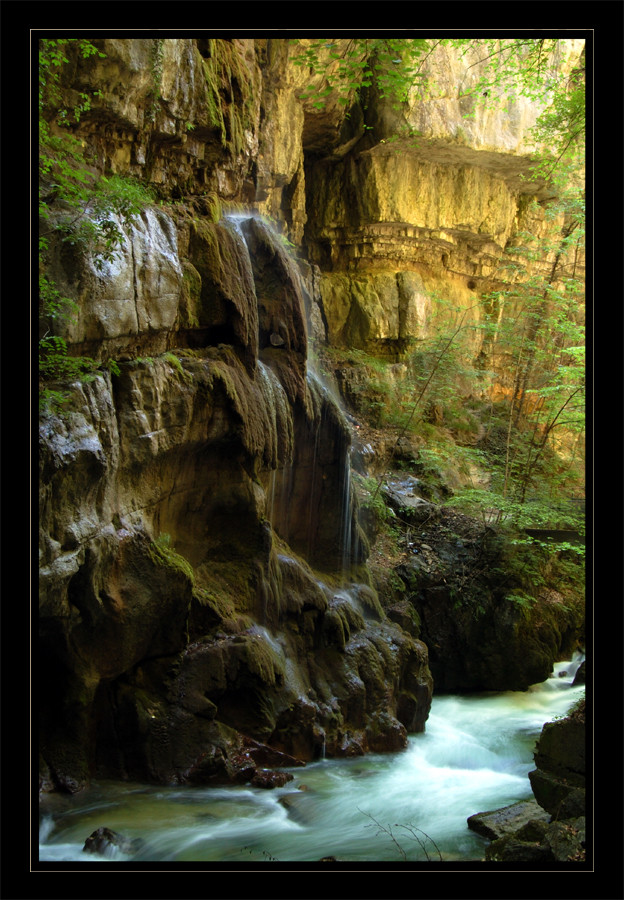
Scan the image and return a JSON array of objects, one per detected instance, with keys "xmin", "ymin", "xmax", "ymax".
[
  {"xmin": 301, "ymin": 39, "xmax": 584, "ymax": 358},
  {"xmin": 38, "ymin": 37, "xmax": 581, "ymax": 793},
  {"xmin": 39, "ymin": 203, "xmax": 432, "ymax": 792}
]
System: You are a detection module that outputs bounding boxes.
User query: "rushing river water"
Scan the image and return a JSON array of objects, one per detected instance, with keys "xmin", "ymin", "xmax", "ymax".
[{"xmin": 38, "ymin": 653, "xmax": 584, "ymax": 865}]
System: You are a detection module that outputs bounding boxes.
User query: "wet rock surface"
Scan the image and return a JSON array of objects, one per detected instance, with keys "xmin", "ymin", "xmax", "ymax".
[
  {"xmin": 468, "ymin": 800, "xmax": 550, "ymax": 841},
  {"xmin": 83, "ymin": 827, "xmax": 142, "ymax": 857},
  {"xmin": 39, "ymin": 216, "xmax": 433, "ymax": 794},
  {"xmin": 529, "ymin": 698, "xmax": 586, "ymax": 820},
  {"xmin": 470, "ymin": 700, "xmax": 586, "ymax": 863},
  {"xmin": 38, "ymin": 37, "xmax": 584, "ymax": 820}
]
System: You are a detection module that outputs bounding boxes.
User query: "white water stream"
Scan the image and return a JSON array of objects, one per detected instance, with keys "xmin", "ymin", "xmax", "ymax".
[{"xmin": 38, "ymin": 653, "xmax": 584, "ymax": 865}]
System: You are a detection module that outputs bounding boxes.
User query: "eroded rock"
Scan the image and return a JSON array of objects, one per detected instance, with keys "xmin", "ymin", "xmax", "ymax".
[{"xmin": 83, "ymin": 827, "xmax": 140, "ymax": 858}]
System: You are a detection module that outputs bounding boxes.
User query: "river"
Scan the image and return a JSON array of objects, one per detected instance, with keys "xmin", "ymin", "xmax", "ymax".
[{"xmin": 38, "ymin": 652, "xmax": 584, "ymax": 865}]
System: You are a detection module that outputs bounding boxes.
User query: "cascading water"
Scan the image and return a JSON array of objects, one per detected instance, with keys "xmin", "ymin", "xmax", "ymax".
[
  {"xmin": 38, "ymin": 210, "xmax": 585, "ymax": 866},
  {"xmin": 339, "ymin": 449, "xmax": 353, "ymax": 583},
  {"xmin": 225, "ymin": 211, "xmax": 359, "ymax": 577},
  {"xmin": 38, "ymin": 654, "xmax": 585, "ymax": 863}
]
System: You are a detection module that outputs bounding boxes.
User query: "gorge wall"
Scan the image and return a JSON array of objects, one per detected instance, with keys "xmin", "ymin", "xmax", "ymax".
[{"xmin": 38, "ymin": 37, "xmax": 584, "ymax": 794}]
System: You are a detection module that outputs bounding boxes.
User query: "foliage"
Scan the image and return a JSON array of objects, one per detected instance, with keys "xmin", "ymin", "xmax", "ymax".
[
  {"xmin": 290, "ymin": 38, "xmax": 430, "ymax": 110},
  {"xmin": 289, "ymin": 37, "xmax": 585, "ymax": 180},
  {"xmin": 475, "ymin": 191, "xmax": 586, "ymax": 506},
  {"xmin": 163, "ymin": 351, "xmax": 192, "ymax": 382},
  {"xmin": 38, "ymin": 39, "xmax": 156, "ymax": 406},
  {"xmin": 354, "ymin": 473, "xmax": 393, "ymax": 527}
]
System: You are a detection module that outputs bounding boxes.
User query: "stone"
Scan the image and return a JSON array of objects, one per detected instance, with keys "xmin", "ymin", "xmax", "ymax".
[
  {"xmin": 467, "ymin": 800, "xmax": 551, "ymax": 841},
  {"xmin": 48, "ymin": 207, "xmax": 184, "ymax": 360},
  {"xmin": 279, "ymin": 791, "xmax": 318, "ymax": 825},
  {"xmin": 485, "ymin": 833, "xmax": 553, "ymax": 863},
  {"xmin": 573, "ymin": 660, "xmax": 586, "ymax": 684},
  {"xmin": 544, "ymin": 817, "xmax": 586, "ymax": 862},
  {"xmin": 250, "ymin": 770, "xmax": 295, "ymax": 789},
  {"xmin": 528, "ymin": 769, "xmax": 586, "ymax": 820},
  {"xmin": 83, "ymin": 827, "xmax": 139, "ymax": 857}
]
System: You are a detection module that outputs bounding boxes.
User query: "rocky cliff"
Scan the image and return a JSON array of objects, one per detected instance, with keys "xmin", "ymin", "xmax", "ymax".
[{"xmin": 38, "ymin": 37, "xmax": 584, "ymax": 794}]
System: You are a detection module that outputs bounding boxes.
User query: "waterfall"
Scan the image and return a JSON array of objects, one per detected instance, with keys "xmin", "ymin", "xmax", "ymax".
[
  {"xmin": 224, "ymin": 212, "xmax": 358, "ymax": 578},
  {"xmin": 340, "ymin": 448, "xmax": 354, "ymax": 583}
]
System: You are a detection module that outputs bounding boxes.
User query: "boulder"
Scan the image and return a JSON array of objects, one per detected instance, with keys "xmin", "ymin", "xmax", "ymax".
[
  {"xmin": 484, "ymin": 817, "xmax": 586, "ymax": 863},
  {"xmin": 528, "ymin": 700, "xmax": 585, "ymax": 818},
  {"xmin": 83, "ymin": 827, "xmax": 140, "ymax": 857},
  {"xmin": 250, "ymin": 770, "xmax": 294, "ymax": 789},
  {"xmin": 467, "ymin": 799, "xmax": 550, "ymax": 841}
]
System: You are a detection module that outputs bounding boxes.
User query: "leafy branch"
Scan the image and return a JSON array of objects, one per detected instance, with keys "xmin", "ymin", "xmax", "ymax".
[{"xmin": 370, "ymin": 303, "xmax": 479, "ymax": 502}]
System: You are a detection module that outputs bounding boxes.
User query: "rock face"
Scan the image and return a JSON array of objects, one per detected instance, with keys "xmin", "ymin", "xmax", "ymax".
[
  {"xmin": 529, "ymin": 699, "xmax": 586, "ymax": 820},
  {"xmin": 394, "ymin": 509, "xmax": 583, "ymax": 692},
  {"xmin": 39, "ymin": 207, "xmax": 432, "ymax": 792},
  {"xmin": 302, "ymin": 39, "xmax": 584, "ymax": 363},
  {"xmin": 38, "ymin": 37, "xmax": 583, "ymax": 794}
]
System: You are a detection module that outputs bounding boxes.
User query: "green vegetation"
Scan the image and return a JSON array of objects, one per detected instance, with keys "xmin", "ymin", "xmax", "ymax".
[
  {"xmin": 149, "ymin": 533, "xmax": 195, "ymax": 583},
  {"xmin": 201, "ymin": 39, "xmax": 256, "ymax": 155},
  {"xmin": 163, "ymin": 351, "xmax": 192, "ymax": 382},
  {"xmin": 290, "ymin": 37, "xmax": 585, "ymax": 177},
  {"xmin": 291, "ymin": 38, "xmax": 430, "ymax": 109},
  {"xmin": 38, "ymin": 39, "xmax": 156, "ymax": 409}
]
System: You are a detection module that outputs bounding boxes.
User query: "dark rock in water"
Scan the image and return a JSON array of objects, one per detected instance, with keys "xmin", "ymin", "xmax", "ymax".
[
  {"xmin": 279, "ymin": 791, "xmax": 318, "ymax": 824},
  {"xmin": 467, "ymin": 799, "xmax": 550, "ymax": 841},
  {"xmin": 528, "ymin": 769, "xmax": 585, "ymax": 819},
  {"xmin": 528, "ymin": 700, "xmax": 585, "ymax": 818},
  {"xmin": 83, "ymin": 827, "xmax": 139, "ymax": 857},
  {"xmin": 250, "ymin": 770, "xmax": 294, "ymax": 788},
  {"xmin": 240, "ymin": 735, "xmax": 306, "ymax": 770},
  {"xmin": 572, "ymin": 659, "xmax": 585, "ymax": 684},
  {"xmin": 476, "ymin": 701, "xmax": 586, "ymax": 862}
]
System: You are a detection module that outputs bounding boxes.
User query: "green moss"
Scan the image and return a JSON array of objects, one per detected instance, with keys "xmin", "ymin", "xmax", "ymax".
[
  {"xmin": 179, "ymin": 261, "xmax": 202, "ymax": 328},
  {"xmin": 203, "ymin": 191, "xmax": 222, "ymax": 224},
  {"xmin": 162, "ymin": 351, "xmax": 192, "ymax": 382},
  {"xmin": 242, "ymin": 634, "xmax": 284, "ymax": 686},
  {"xmin": 195, "ymin": 558, "xmax": 256, "ymax": 612},
  {"xmin": 193, "ymin": 583, "xmax": 237, "ymax": 620},
  {"xmin": 149, "ymin": 533, "xmax": 195, "ymax": 582},
  {"xmin": 201, "ymin": 40, "xmax": 256, "ymax": 157}
]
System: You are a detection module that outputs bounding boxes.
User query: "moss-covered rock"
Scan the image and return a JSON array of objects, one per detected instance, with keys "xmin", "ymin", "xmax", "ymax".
[{"xmin": 394, "ymin": 509, "xmax": 584, "ymax": 692}]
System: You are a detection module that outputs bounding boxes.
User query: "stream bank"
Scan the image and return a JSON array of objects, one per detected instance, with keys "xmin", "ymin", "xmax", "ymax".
[
  {"xmin": 38, "ymin": 655, "xmax": 585, "ymax": 864},
  {"xmin": 38, "ymin": 37, "xmax": 588, "ymax": 872}
]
